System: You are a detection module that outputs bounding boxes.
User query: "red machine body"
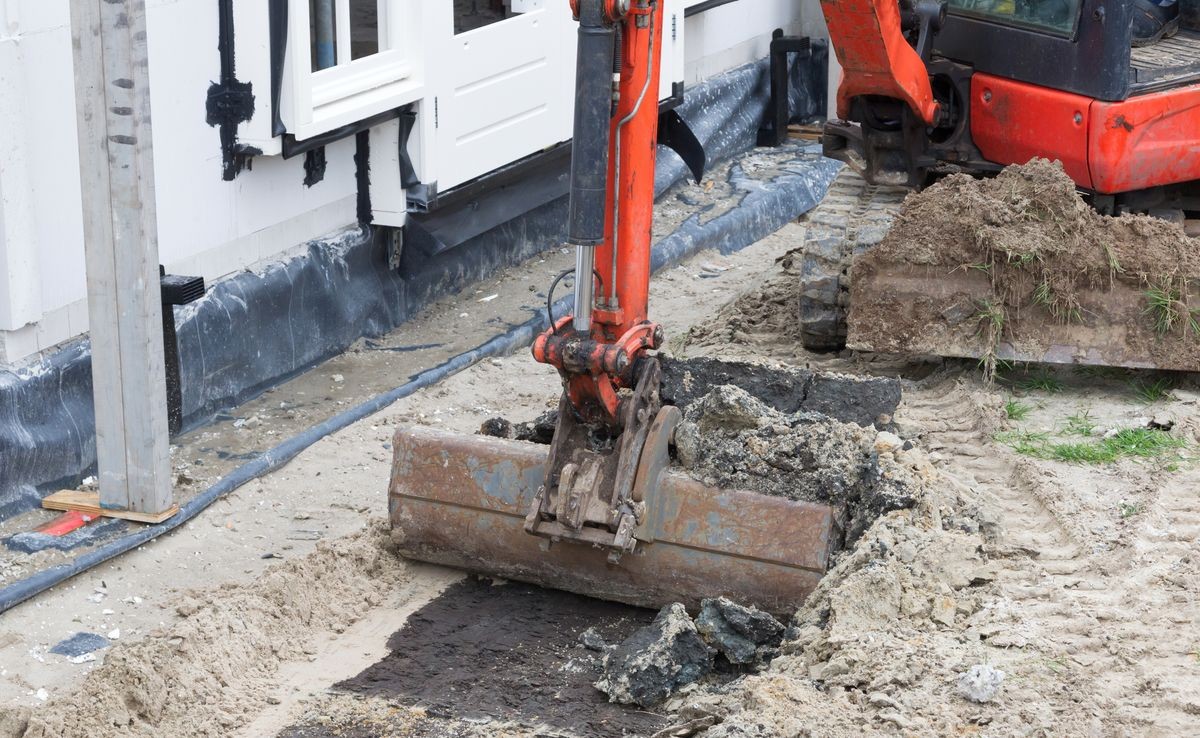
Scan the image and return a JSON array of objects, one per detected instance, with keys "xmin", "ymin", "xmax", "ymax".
[{"xmin": 972, "ymin": 73, "xmax": 1200, "ymax": 196}]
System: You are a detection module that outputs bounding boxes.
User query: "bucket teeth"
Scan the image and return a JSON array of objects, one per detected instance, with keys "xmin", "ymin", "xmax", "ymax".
[{"xmin": 388, "ymin": 425, "xmax": 839, "ymax": 615}]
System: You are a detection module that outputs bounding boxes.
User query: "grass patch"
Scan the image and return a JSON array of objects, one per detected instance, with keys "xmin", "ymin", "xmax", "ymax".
[
  {"xmin": 1143, "ymin": 284, "xmax": 1200, "ymax": 336},
  {"xmin": 1014, "ymin": 371, "xmax": 1063, "ymax": 393},
  {"xmin": 997, "ymin": 427, "xmax": 1187, "ymax": 465},
  {"xmin": 1005, "ymin": 399, "xmax": 1033, "ymax": 421},
  {"xmin": 1131, "ymin": 376, "xmax": 1175, "ymax": 404},
  {"xmin": 1117, "ymin": 502, "xmax": 1141, "ymax": 519},
  {"xmin": 1063, "ymin": 411, "xmax": 1096, "ymax": 437},
  {"xmin": 994, "ymin": 430, "xmax": 1052, "ymax": 456}
]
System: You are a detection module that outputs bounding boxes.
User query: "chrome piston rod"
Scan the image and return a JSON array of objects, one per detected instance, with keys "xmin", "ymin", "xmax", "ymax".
[{"xmin": 573, "ymin": 245, "xmax": 596, "ymax": 331}]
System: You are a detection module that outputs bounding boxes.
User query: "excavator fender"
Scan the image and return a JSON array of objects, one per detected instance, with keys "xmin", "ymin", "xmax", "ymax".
[{"xmin": 822, "ymin": 0, "xmax": 939, "ymax": 125}]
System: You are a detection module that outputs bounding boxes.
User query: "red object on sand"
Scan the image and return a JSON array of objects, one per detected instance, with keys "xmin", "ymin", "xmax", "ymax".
[{"xmin": 34, "ymin": 510, "xmax": 96, "ymax": 537}]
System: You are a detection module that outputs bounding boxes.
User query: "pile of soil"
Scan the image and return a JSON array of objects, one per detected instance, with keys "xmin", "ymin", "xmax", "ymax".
[
  {"xmin": 660, "ymin": 443, "xmax": 1029, "ymax": 737},
  {"xmin": 674, "ymin": 385, "xmax": 929, "ymax": 544},
  {"xmin": 868, "ymin": 159, "xmax": 1200, "ymax": 300},
  {"xmin": 851, "ymin": 159, "xmax": 1200, "ymax": 372}
]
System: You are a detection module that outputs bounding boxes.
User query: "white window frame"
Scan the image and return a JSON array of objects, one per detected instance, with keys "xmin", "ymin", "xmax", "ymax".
[{"xmin": 283, "ymin": 0, "xmax": 428, "ymax": 141}]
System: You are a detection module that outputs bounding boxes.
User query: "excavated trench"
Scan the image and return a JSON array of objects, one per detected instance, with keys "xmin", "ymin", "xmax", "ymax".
[
  {"xmin": 279, "ymin": 358, "xmax": 921, "ymax": 736},
  {"xmin": 282, "ymin": 578, "xmax": 668, "ymax": 738}
]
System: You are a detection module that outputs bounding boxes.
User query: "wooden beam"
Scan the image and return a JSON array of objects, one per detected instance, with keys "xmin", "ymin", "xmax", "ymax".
[
  {"xmin": 70, "ymin": 0, "xmax": 173, "ymax": 515},
  {"xmin": 42, "ymin": 490, "xmax": 179, "ymax": 526}
]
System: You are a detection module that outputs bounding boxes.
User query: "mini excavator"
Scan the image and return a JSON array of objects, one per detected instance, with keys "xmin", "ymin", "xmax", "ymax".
[{"xmin": 388, "ymin": 0, "xmax": 839, "ymax": 613}]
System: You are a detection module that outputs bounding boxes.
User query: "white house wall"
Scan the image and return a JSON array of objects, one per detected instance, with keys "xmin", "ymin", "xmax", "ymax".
[{"xmin": 0, "ymin": 0, "xmax": 824, "ymax": 365}]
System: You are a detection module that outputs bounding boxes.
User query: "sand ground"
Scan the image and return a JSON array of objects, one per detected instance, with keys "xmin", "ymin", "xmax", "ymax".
[{"xmin": 2, "ymin": 199, "xmax": 1198, "ymax": 736}]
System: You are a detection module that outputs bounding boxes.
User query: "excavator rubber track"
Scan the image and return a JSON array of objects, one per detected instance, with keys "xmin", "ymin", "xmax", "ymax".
[{"xmin": 798, "ymin": 169, "xmax": 907, "ymax": 351}]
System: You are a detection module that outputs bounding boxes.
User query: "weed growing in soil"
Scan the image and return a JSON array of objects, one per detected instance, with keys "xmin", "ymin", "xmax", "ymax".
[
  {"xmin": 1032, "ymin": 279, "xmax": 1083, "ymax": 323},
  {"xmin": 974, "ymin": 299, "xmax": 1007, "ymax": 382},
  {"xmin": 1131, "ymin": 376, "xmax": 1175, "ymax": 403},
  {"xmin": 1005, "ymin": 399, "xmax": 1033, "ymax": 421},
  {"xmin": 1064, "ymin": 411, "xmax": 1096, "ymax": 437},
  {"xmin": 994, "ymin": 429, "xmax": 1052, "ymax": 456},
  {"xmin": 1118, "ymin": 501, "xmax": 1142, "ymax": 519},
  {"xmin": 997, "ymin": 427, "xmax": 1187, "ymax": 465},
  {"xmin": 1014, "ymin": 371, "xmax": 1064, "ymax": 393},
  {"xmin": 1143, "ymin": 284, "xmax": 1200, "ymax": 336}
]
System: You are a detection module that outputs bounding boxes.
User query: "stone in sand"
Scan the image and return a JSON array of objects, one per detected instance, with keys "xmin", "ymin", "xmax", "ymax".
[
  {"xmin": 595, "ymin": 603, "xmax": 713, "ymax": 707},
  {"xmin": 957, "ymin": 664, "xmax": 1005, "ymax": 703},
  {"xmin": 695, "ymin": 597, "xmax": 785, "ymax": 665}
]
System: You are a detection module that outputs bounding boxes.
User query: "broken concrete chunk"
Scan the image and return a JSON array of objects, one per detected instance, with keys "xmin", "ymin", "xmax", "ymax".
[
  {"xmin": 595, "ymin": 603, "xmax": 714, "ymax": 707},
  {"xmin": 957, "ymin": 664, "xmax": 1005, "ymax": 703},
  {"xmin": 874, "ymin": 431, "xmax": 904, "ymax": 455},
  {"xmin": 695, "ymin": 597, "xmax": 784, "ymax": 665},
  {"xmin": 693, "ymin": 385, "xmax": 771, "ymax": 433},
  {"xmin": 578, "ymin": 626, "xmax": 610, "ymax": 652}
]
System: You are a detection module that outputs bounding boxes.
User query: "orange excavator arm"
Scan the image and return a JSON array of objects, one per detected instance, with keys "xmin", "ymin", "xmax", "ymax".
[
  {"xmin": 386, "ymin": 0, "xmax": 842, "ymax": 612},
  {"xmin": 823, "ymin": 0, "xmax": 942, "ymax": 126},
  {"xmin": 533, "ymin": 0, "xmax": 665, "ymax": 426}
]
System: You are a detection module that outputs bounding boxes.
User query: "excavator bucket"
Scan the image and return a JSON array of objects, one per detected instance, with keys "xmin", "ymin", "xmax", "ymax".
[{"xmin": 388, "ymin": 425, "xmax": 839, "ymax": 615}]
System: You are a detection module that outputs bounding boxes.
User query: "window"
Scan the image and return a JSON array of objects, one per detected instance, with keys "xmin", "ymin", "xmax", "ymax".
[
  {"xmin": 454, "ymin": 0, "xmax": 515, "ymax": 35},
  {"xmin": 946, "ymin": 0, "xmax": 1083, "ymax": 37},
  {"xmin": 283, "ymin": 0, "xmax": 428, "ymax": 141}
]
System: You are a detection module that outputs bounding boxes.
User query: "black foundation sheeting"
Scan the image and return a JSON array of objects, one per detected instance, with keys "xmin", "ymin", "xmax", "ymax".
[{"xmin": 0, "ymin": 55, "xmax": 830, "ymax": 512}]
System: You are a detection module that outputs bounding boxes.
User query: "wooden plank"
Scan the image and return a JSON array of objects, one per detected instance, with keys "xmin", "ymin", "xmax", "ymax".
[
  {"xmin": 70, "ymin": 0, "xmax": 173, "ymax": 515},
  {"xmin": 788, "ymin": 123, "xmax": 824, "ymax": 141},
  {"xmin": 43, "ymin": 491, "xmax": 179, "ymax": 525}
]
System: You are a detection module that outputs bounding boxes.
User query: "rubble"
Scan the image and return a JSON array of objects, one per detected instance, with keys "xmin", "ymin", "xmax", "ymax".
[
  {"xmin": 478, "ymin": 410, "xmax": 558, "ymax": 444},
  {"xmin": 694, "ymin": 598, "xmax": 784, "ymax": 666},
  {"xmin": 957, "ymin": 664, "xmax": 1005, "ymax": 703},
  {"xmin": 578, "ymin": 627, "xmax": 611, "ymax": 652},
  {"xmin": 674, "ymin": 385, "xmax": 927, "ymax": 544},
  {"xmin": 595, "ymin": 604, "xmax": 713, "ymax": 707}
]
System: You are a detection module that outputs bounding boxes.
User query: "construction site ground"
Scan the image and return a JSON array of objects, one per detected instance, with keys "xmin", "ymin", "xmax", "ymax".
[{"xmin": 3, "ymin": 172, "xmax": 1199, "ymax": 737}]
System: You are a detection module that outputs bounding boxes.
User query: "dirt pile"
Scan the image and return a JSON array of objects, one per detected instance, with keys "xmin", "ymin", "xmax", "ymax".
[
  {"xmin": 656, "ymin": 467, "xmax": 1032, "ymax": 736},
  {"xmin": 866, "ymin": 158, "xmax": 1200, "ymax": 299},
  {"xmin": 16, "ymin": 522, "xmax": 409, "ymax": 738},
  {"xmin": 675, "ymin": 385, "xmax": 929, "ymax": 543},
  {"xmin": 850, "ymin": 158, "xmax": 1200, "ymax": 372}
]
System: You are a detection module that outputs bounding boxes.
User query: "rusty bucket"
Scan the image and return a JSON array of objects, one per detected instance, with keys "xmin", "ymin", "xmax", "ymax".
[{"xmin": 388, "ymin": 425, "xmax": 839, "ymax": 614}]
